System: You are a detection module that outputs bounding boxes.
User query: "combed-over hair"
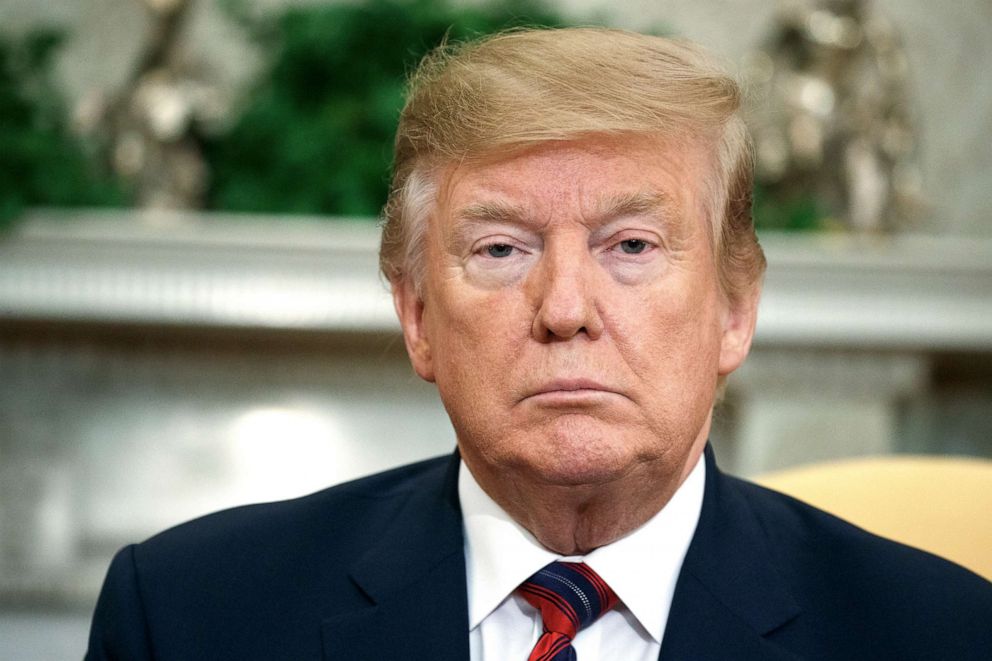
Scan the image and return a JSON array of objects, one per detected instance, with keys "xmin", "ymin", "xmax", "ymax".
[{"xmin": 379, "ymin": 27, "xmax": 765, "ymax": 304}]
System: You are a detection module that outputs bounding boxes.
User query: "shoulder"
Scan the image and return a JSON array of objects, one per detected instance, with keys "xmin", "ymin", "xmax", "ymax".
[
  {"xmin": 726, "ymin": 474, "xmax": 992, "ymax": 653},
  {"xmin": 87, "ymin": 454, "xmax": 456, "ymax": 659}
]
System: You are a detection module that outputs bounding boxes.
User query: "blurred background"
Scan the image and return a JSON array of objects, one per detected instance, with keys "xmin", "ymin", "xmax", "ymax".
[{"xmin": 1, "ymin": 0, "xmax": 990, "ymax": 657}]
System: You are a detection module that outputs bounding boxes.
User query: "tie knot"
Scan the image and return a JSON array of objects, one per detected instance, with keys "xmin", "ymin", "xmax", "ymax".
[{"xmin": 518, "ymin": 561, "xmax": 619, "ymax": 639}]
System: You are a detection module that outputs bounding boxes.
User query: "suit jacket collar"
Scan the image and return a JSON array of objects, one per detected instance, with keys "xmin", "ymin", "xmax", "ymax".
[
  {"xmin": 321, "ymin": 452, "xmax": 469, "ymax": 661},
  {"xmin": 321, "ymin": 446, "xmax": 803, "ymax": 660},
  {"xmin": 659, "ymin": 446, "xmax": 803, "ymax": 660}
]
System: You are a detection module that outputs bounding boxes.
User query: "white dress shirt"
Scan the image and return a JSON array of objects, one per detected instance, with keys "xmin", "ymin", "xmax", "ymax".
[{"xmin": 460, "ymin": 456, "xmax": 705, "ymax": 661}]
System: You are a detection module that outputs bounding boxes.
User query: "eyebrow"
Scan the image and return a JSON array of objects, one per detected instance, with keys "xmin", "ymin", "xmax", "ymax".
[
  {"xmin": 448, "ymin": 200, "xmax": 531, "ymax": 249},
  {"xmin": 453, "ymin": 200, "xmax": 529, "ymax": 225},
  {"xmin": 592, "ymin": 191, "xmax": 678, "ymax": 227},
  {"xmin": 454, "ymin": 191, "xmax": 675, "ymax": 224}
]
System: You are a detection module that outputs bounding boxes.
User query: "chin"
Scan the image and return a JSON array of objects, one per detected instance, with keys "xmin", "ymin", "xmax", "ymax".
[
  {"xmin": 528, "ymin": 460, "xmax": 630, "ymax": 487},
  {"xmin": 508, "ymin": 422, "xmax": 644, "ymax": 487}
]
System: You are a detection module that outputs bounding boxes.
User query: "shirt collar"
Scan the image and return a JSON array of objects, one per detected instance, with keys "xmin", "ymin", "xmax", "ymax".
[{"xmin": 459, "ymin": 455, "xmax": 706, "ymax": 643}]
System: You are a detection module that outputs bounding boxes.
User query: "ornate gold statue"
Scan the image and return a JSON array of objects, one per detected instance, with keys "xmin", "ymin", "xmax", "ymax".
[
  {"xmin": 75, "ymin": 0, "xmax": 228, "ymax": 209},
  {"xmin": 745, "ymin": 0, "xmax": 923, "ymax": 232}
]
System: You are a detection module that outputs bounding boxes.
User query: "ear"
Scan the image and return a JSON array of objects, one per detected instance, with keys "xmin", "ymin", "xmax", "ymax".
[
  {"xmin": 391, "ymin": 277, "xmax": 435, "ymax": 383},
  {"xmin": 718, "ymin": 285, "xmax": 761, "ymax": 376}
]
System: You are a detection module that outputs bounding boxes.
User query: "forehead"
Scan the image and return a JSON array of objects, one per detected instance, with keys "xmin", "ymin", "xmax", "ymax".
[{"xmin": 435, "ymin": 134, "xmax": 712, "ymax": 225}]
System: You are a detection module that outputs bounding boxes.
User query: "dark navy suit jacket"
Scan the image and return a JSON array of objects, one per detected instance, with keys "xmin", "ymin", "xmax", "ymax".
[{"xmin": 86, "ymin": 447, "xmax": 992, "ymax": 660}]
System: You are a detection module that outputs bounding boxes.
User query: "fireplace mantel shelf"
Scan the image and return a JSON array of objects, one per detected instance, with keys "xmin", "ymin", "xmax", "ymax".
[{"xmin": 3, "ymin": 209, "xmax": 991, "ymax": 352}]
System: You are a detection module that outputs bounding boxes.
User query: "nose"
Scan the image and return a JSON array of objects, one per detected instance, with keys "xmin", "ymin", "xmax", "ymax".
[{"xmin": 530, "ymin": 239, "xmax": 605, "ymax": 342}]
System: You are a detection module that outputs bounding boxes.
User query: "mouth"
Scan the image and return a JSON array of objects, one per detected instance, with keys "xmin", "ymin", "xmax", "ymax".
[{"xmin": 522, "ymin": 378, "xmax": 624, "ymax": 405}]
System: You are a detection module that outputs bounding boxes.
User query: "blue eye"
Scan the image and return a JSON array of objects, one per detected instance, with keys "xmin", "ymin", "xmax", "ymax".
[
  {"xmin": 619, "ymin": 239, "xmax": 647, "ymax": 254},
  {"xmin": 486, "ymin": 244, "xmax": 514, "ymax": 258}
]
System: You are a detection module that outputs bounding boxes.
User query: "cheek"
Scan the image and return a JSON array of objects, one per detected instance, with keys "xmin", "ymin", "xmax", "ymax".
[
  {"xmin": 424, "ymin": 287, "xmax": 528, "ymax": 394},
  {"xmin": 611, "ymin": 281, "xmax": 723, "ymax": 382},
  {"xmin": 426, "ymin": 293, "xmax": 534, "ymax": 459}
]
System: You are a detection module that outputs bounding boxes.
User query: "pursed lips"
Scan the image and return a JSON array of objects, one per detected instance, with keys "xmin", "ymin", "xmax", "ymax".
[{"xmin": 520, "ymin": 378, "xmax": 625, "ymax": 403}]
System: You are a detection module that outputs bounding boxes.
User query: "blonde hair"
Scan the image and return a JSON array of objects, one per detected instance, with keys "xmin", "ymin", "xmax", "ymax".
[{"xmin": 379, "ymin": 27, "xmax": 765, "ymax": 304}]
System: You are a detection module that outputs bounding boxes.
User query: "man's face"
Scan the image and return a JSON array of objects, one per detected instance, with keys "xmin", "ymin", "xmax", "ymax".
[{"xmin": 394, "ymin": 134, "xmax": 757, "ymax": 492}]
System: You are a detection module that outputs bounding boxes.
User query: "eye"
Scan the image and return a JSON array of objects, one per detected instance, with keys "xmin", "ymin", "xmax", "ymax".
[
  {"xmin": 486, "ymin": 243, "xmax": 515, "ymax": 258},
  {"xmin": 618, "ymin": 238, "xmax": 648, "ymax": 254}
]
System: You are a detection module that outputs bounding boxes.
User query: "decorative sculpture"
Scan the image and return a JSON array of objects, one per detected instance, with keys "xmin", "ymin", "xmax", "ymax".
[
  {"xmin": 75, "ymin": 0, "xmax": 228, "ymax": 209},
  {"xmin": 745, "ymin": 0, "xmax": 923, "ymax": 232}
]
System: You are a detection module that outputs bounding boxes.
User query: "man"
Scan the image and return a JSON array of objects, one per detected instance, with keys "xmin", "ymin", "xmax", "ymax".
[{"xmin": 87, "ymin": 28, "xmax": 991, "ymax": 660}]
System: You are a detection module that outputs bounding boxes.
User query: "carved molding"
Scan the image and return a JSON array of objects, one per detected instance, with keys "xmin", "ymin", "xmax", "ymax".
[{"xmin": 2, "ymin": 210, "xmax": 991, "ymax": 352}]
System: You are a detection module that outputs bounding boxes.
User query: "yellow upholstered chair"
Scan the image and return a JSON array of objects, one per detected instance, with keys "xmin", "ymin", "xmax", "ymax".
[{"xmin": 756, "ymin": 455, "xmax": 992, "ymax": 581}]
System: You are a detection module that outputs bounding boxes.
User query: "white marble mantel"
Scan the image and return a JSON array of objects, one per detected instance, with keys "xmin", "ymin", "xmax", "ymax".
[
  {"xmin": 3, "ymin": 210, "xmax": 992, "ymax": 352},
  {"xmin": 754, "ymin": 232, "xmax": 992, "ymax": 352}
]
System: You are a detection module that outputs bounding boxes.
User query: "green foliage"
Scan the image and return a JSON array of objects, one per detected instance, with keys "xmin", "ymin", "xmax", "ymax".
[
  {"xmin": 753, "ymin": 182, "xmax": 828, "ymax": 231},
  {"xmin": 0, "ymin": 29, "xmax": 126, "ymax": 229},
  {"xmin": 2, "ymin": 4, "xmax": 815, "ymax": 235},
  {"xmin": 205, "ymin": 0, "xmax": 572, "ymax": 218}
]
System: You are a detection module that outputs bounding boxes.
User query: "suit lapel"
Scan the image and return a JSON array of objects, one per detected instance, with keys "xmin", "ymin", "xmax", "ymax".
[
  {"xmin": 321, "ymin": 446, "xmax": 804, "ymax": 660},
  {"xmin": 659, "ymin": 447, "xmax": 803, "ymax": 661},
  {"xmin": 321, "ymin": 453, "xmax": 470, "ymax": 661}
]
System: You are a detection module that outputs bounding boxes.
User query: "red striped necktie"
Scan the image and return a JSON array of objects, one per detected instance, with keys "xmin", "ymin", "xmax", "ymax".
[{"xmin": 517, "ymin": 561, "xmax": 619, "ymax": 661}]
